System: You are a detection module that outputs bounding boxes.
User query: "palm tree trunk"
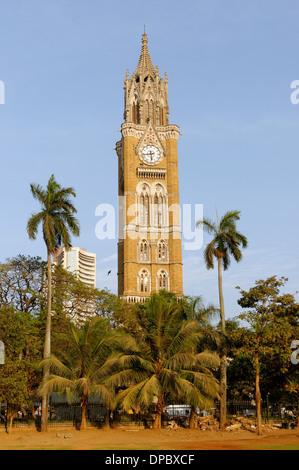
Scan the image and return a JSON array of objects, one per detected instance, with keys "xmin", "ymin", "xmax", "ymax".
[
  {"xmin": 218, "ymin": 257, "xmax": 227, "ymax": 430},
  {"xmin": 217, "ymin": 257, "xmax": 226, "ymax": 333},
  {"xmin": 81, "ymin": 397, "xmax": 88, "ymax": 431},
  {"xmin": 103, "ymin": 407, "xmax": 110, "ymax": 429},
  {"xmin": 41, "ymin": 248, "xmax": 52, "ymax": 433},
  {"xmin": 153, "ymin": 394, "xmax": 163, "ymax": 430},
  {"xmin": 6, "ymin": 405, "xmax": 14, "ymax": 434},
  {"xmin": 255, "ymin": 351, "xmax": 262, "ymax": 436},
  {"xmin": 189, "ymin": 406, "xmax": 197, "ymax": 429}
]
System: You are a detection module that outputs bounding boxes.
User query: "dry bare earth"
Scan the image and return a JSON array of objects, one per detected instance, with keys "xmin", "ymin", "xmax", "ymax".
[{"xmin": 0, "ymin": 426, "xmax": 299, "ymax": 450}]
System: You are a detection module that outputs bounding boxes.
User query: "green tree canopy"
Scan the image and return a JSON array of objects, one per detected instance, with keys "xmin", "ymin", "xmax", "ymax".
[{"xmin": 108, "ymin": 293, "xmax": 220, "ymax": 429}]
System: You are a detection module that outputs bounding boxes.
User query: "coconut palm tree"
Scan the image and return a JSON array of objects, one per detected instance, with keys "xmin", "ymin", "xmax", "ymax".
[
  {"xmin": 39, "ymin": 317, "xmax": 120, "ymax": 430},
  {"xmin": 183, "ymin": 296, "xmax": 221, "ymax": 428},
  {"xmin": 108, "ymin": 293, "xmax": 220, "ymax": 429},
  {"xmin": 184, "ymin": 295, "xmax": 220, "ymax": 327},
  {"xmin": 196, "ymin": 210, "xmax": 247, "ymax": 429},
  {"xmin": 27, "ymin": 174, "xmax": 80, "ymax": 431}
]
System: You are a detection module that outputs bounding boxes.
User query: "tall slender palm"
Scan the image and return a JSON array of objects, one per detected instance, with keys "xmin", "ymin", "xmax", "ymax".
[
  {"xmin": 196, "ymin": 210, "xmax": 247, "ymax": 429},
  {"xmin": 39, "ymin": 317, "xmax": 120, "ymax": 430},
  {"xmin": 109, "ymin": 293, "xmax": 220, "ymax": 429},
  {"xmin": 27, "ymin": 174, "xmax": 80, "ymax": 431}
]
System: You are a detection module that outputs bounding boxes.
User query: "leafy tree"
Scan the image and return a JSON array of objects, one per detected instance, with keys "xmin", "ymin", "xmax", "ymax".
[
  {"xmin": 109, "ymin": 293, "xmax": 220, "ymax": 429},
  {"xmin": 0, "ymin": 255, "xmax": 44, "ymax": 315},
  {"xmin": 196, "ymin": 210, "xmax": 247, "ymax": 428},
  {"xmin": 236, "ymin": 276, "xmax": 299, "ymax": 435},
  {"xmin": 284, "ymin": 377, "xmax": 299, "ymax": 426},
  {"xmin": 0, "ymin": 306, "xmax": 42, "ymax": 432},
  {"xmin": 0, "ymin": 362, "xmax": 29, "ymax": 433},
  {"xmin": 27, "ymin": 174, "xmax": 80, "ymax": 431},
  {"xmin": 39, "ymin": 317, "xmax": 121, "ymax": 430}
]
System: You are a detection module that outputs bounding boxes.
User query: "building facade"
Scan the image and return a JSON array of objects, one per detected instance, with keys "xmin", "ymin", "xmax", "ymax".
[
  {"xmin": 54, "ymin": 246, "xmax": 96, "ymax": 288},
  {"xmin": 116, "ymin": 33, "xmax": 183, "ymax": 303}
]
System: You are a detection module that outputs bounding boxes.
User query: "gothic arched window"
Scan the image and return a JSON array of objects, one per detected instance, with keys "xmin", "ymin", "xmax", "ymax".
[
  {"xmin": 139, "ymin": 239, "xmax": 150, "ymax": 262},
  {"xmin": 153, "ymin": 184, "xmax": 166, "ymax": 227},
  {"xmin": 139, "ymin": 185, "xmax": 150, "ymax": 226},
  {"xmin": 139, "ymin": 269, "xmax": 150, "ymax": 293},
  {"xmin": 157, "ymin": 239, "xmax": 168, "ymax": 262},
  {"xmin": 145, "ymin": 94, "xmax": 154, "ymax": 122},
  {"xmin": 132, "ymin": 101, "xmax": 140, "ymax": 124},
  {"xmin": 157, "ymin": 269, "xmax": 169, "ymax": 291}
]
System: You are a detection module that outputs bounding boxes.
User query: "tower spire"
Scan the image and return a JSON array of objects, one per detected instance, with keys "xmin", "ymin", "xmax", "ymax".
[
  {"xmin": 134, "ymin": 31, "xmax": 155, "ymax": 76},
  {"xmin": 123, "ymin": 33, "xmax": 170, "ymax": 126}
]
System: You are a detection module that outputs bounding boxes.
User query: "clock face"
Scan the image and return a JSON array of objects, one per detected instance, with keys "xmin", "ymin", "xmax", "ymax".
[{"xmin": 141, "ymin": 145, "xmax": 161, "ymax": 165}]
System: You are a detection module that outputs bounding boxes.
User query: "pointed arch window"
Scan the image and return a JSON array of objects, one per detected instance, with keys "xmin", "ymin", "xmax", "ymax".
[
  {"xmin": 139, "ymin": 185, "xmax": 150, "ymax": 226},
  {"xmin": 153, "ymin": 184, "xmax": 166, "ymax": 227},
  {"xmin": 139, "ymin": 269, "xmax": 150, "ymax": 293},
  {"xmin": 145, "ymin": 95, "xmax": 154, "ymax": 122},
  {"xmin": 139, "ymin": 239, "xmax": 150, "ymax": 262},
  {"xmin": 157, "ymin": 269, "xmax": 169, "ymax": 291},
  {"xmin": 158, "ymin": 239, "xmax": 168, "ymax": 262},
  {"xmin": 132, "ymin": 101, "xmax": 140, "ymax": 124}
]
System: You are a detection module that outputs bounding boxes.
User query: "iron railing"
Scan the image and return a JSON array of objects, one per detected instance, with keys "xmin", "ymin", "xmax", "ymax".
[{"xmin": 0, "ymin": 400, "xmax": 297, "ymax": 429}]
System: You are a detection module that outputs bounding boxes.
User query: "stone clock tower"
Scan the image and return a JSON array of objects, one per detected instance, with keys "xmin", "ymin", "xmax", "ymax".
[{"xmin": 116, "ymin": 33, "xmax": 183, "ymax": 303}]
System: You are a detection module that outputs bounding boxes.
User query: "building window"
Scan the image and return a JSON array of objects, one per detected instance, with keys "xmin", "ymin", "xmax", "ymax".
[
  {"xmin": 157, "ymin": 239, "xmax": 168, "ymax": 262},
  {"xmin": 139, "ymin": 269, "xmax": 150, "ymax": 293},
  {"xmin": 153, "ymin": 184, "xmax": 166, "ymax": 227},
  {"xmin": 139, "ymin": 186, "xmax": 150, "ymax": 226},
  {"xmin": 157, "ymin": 269, "xmax": 169, "ymax": 291},
  {"xmin": 132, "ymin": 101, "xmax": 140, "ymax": 124},
  {"xmin": 139, "ymin": 239, "xmax": 150, "ymax": 262},
  {"xmin": 145, "ymin": 96, "xmax": 154, "ymax": 122}
]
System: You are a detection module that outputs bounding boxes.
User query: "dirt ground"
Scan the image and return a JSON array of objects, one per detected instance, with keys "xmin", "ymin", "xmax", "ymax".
[{"xmin": 0, "ymin": 426, "xmax": 299, "ymax": 450}]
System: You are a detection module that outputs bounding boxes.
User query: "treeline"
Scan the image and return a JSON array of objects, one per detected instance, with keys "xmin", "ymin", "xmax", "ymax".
[{"xmin": 1, "ymin": 254, "xmax": 299, "ymax": 433}]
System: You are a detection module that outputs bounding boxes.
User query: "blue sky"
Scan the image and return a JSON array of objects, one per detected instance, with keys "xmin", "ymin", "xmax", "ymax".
[{"xmin": 0, "ymin": 0, "xmax": 298, "ymax": 320}]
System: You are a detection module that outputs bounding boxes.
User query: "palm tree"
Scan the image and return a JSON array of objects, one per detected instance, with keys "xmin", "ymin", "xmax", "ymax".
[
  {"xmin": 196, "ymin": 210, "xmax": 247, "ymax": 429},
  {"xmin": 108, "ymin": 293, "xmax": 220, "ymax": 430},
  {"xmin": 183, "ymin": 296, "xmax": 221, "ymax": 428},
  {"xmin": 27, "ymin": 174, "xmax": 80, "ymax": 431},
  {"xmin": 39, "ymin": 317, "xmax": 120, "ymax": 430},
  {"xmin": 184, "ymin": 295, "xmax": 220, "ymax": 327}
]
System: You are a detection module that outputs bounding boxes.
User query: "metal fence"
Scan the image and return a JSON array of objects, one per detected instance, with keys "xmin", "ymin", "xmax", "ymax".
[
  {"xmin": 0, "ymin": 400, "xmax": 297, "ymax": 429},
  {"xmin": 214, "ymin": 400, "xmax": 297, "ymax": 422}
]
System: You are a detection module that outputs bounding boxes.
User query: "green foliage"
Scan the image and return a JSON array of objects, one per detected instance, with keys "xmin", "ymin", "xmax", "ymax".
[
  {"xmin": 235, "ymin": 276, "xmax": 299, "ymax": 401},
  {"xmin": 0, "ymin": 361, "xmax": 29, "ymax": 406},
  {"xmin": 39, "ymin": 317, "xmax": 122, "ymax": 409},
  {"xmin": 27, "ymin": 174, "xmax": 80, "ymax": 253},
  {"xmin": 0, "ymin": 255, "xmax": 45, "ymax": 315},
  {"xmin": 107, "ymin": 293, "xmax": 220, "ymax": 427},
  {"xmin": 196, "ymin": 210, "xmax": 248, "ymax": 270},
  {"xmin": 0, "ymin": 305, "xmax": 41, "ymax": 361},
  {"xmin": 0, "ymin": 306, "xmax": 42, "ymax": 419}
]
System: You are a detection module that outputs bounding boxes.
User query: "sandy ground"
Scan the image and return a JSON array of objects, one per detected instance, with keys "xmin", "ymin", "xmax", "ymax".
[{"xmin": 0, "ymin": 426, "xmax": 298, "ymax": 450}]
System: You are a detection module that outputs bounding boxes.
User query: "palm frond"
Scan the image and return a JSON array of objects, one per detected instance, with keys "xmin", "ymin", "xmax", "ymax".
[
  {"xmin": 27, "ymin": 212, "xmax": 44, "ymax": 240},
  {"xmin": 204, "ymin": 241, "xmax": 216, "ymax": 269},
  {"xmin": 196, "ymin": 217, "xmax": 218, "ymax": 235}
]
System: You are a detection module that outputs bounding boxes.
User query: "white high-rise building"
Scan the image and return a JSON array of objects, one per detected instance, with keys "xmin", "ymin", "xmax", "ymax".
[{"xmin": 54, "ymin": 247, "xmax": 96, "ymax": 288}]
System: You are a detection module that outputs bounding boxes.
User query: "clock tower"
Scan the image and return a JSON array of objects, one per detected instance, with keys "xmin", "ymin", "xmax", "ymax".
[{"xmin": 116, "ymin": 33, "xmax": 183, "ymax": 302}]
